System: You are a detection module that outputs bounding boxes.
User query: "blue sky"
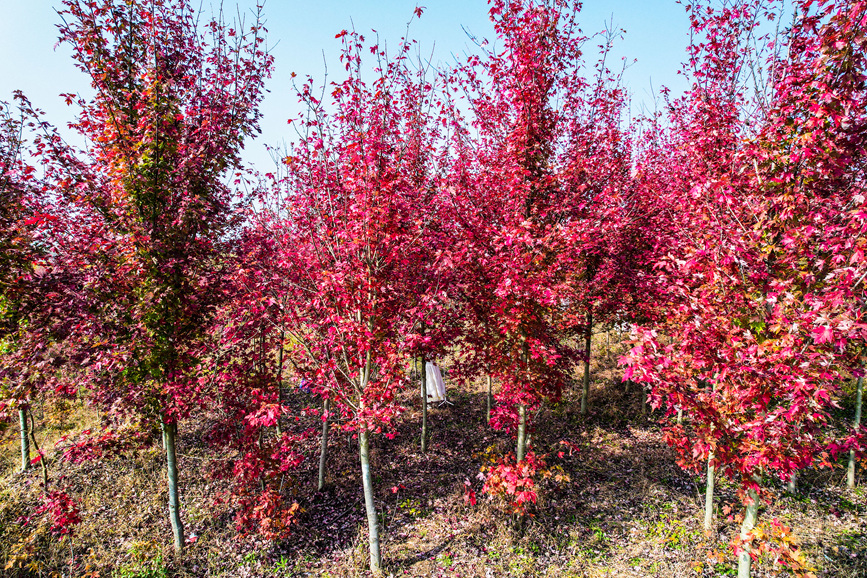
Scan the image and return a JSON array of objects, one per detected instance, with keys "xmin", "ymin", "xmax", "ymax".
[{"xmin": 0, "ymin": 0, "xmax": 691, "ymax": 170}]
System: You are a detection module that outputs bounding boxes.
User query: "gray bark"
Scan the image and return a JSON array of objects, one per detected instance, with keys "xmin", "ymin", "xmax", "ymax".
[
  {"xmin": 318, "ymin": 398, "xmax": 330, "ymax": 491},
  {"xmin": 359, "ymin": 428, "xmax": 382, "ymax": 573},
  {"xmin": 486, "ymin": 373, "xmax": 492, "ymax": 424},
  {"xmin": 19, "ymin": 407, "xmax": 30, "ymax": 473},
  {"xmin": 420, "ymin": 356, "xmax": 428, "ymax": 453},
  {"xmin": 276, "ymin": 331, "xmax": 285, "ymax": 436},
  {"xmin": 517, "ymin": 405, "xmax": 527, "ymax": 462},
  {"xmin": 787, "ymin": 472, "xmax": 797, "ymax": 494},
  {"xmin": 848, "ymin": 376, "xmax": 863, "ymax": 489},
  {"xmin": 581, "ymin": 310, "xmax": 592, "ymax": 415},
  {"xmin": 162, "ymin": 420, "xmax": 185, "ymax": 554},
  {"xmin": 704, "ymin": 454, "xmax": 715, "ymax": 532},
  {"xmin": 704, "ymin": 381, "xmax": 717, "ymax": 531},
  {"xmin": 737, "ymin": 487, "xmax": 760, "ymax": 578}
]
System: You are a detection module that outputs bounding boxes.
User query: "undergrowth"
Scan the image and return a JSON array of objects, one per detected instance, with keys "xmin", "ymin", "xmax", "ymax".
[{"xmin": 1, "ymin": 337, "xmax": 865, "ymax": 577}]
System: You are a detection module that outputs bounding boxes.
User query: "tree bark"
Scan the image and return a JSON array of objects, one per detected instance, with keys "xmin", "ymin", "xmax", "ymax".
[
  {"xmin": 420, "ymin": 356, "xmax": 428, "ymax": 453},
  {"xmin": 704, "ymin": 381, "xmax": 717, "ymax": 532},
  {"xmin": 359, "ymin": 428, "xmax": 382, "ymax": 573},
  {"xmin": 276, "ymin": 331, "xmax": 285, "ymax": 436},
  {"xmin": 787, "ymin": 472, "xmax": 797, "ymax": 494},
  {"xmin": 641, "ymin": 386, "xmax": 649, "ymax": 417},
  {"xmin": 580, "ymin": 309, "xmax": 592, "ymax": 415},
  {"xmin": 19, "ymin": 407, "xmax": 30, "ymax": 473},
  {"xmin": 737, "ymin": 487, "xmax": 760, "ymax": 578},
  {"xmin": 848, "ymin": 376, "xmax": 863, "ymax": 489},
  {"xmin": 486, "ymin": 373, "xmax": 492, "ymax": 424},
  {"xmin": 162, "ymin": 419, "xmax": 185, "ymax": 554},
  {"xmin": 517, "ymin": 404, "xmax": 527, "ymax": 462},
  {"xmin": 703, "ymin": 454, "xmax": 715, "ymax": 532},
  {"xmin": 318, "ymin": 398, "xmax": 330, "ymax": 491}
]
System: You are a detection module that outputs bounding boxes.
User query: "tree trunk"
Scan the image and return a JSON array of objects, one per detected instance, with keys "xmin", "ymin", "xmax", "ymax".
[
  {"xmin": 848, "ymin": 376, "xmax": 863, "ymax": 489},
  {"xmin": 704, "ymin": 381, "xmax": 717, "ymax": 532},
  {"xmin": 162, "ymin": 419, "xmax": 185, "ymax": 554},
  {"xmin": 318, "ymin": 398, "xmax": 330, "ymax": 491},
  {"xmin": 737, "ymin": 487, "xmax": 760, "ymax": 578},
  {"xmin": 276, "ymin": 331, "xmax": 285, "ymax": 436},
  {"xmin": 703, "ymin": 453, "xmax": 715, "ymax": 532},
  {"xmin": 517, "ymin": 404, "xmax": 527, "ymax": 462},
  {"xmin": 420, "ymin": 356, "xmax": 428, "ymax": 453},
  {"xmin": 787, "ymin": 473, "xmax": 797, "ymax": 494},
  {"xmin": 641, "ymin": 386, "xmax": 648, "ymax": 417},
  {"xmin": 677, "ymin": 408, "xmax": 683, "ymax": 425},
  {"xmin": 359, "ymin": 428, "xmax": 382, "ymax": 573},
  {"xmin": 486, "ymin": 373, "xmax": 492, "ymax": 424},
  {"xmin": 19, "ymin": 407, "xmax": 30, "ymax": 473},
  {"xmin": 581, "ymin": 309, "xmax": 592, "ymax": 415}
]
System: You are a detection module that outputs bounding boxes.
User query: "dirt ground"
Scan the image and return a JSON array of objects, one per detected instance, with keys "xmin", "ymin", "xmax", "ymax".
[{"xmin": 2, "ymin": 339, "xmax": 865, "ymax": 577}]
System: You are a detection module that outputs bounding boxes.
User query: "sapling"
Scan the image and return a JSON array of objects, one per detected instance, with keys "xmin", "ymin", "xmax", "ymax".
[{"xmin": 48, "ymin": 0, "xmax": 272, "ymax": 552}]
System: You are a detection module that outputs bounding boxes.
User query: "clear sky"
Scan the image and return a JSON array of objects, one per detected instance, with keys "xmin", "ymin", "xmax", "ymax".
[{"xmin": 0, "ymin": 0, "xmax": 691, "ymax": 171}]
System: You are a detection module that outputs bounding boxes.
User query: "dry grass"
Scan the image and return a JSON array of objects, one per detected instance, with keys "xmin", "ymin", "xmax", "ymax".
[{"xmin": 1, "ymin": 334, "xmax": 865, "ymax": 577}]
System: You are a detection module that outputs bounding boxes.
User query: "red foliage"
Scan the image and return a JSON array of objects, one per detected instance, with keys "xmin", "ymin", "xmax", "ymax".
[
  {"xmin": 479, "ymin": 451, "xmax": 549, "ymax": 516},
  {"xmin": 232, "ymin": 488, "xmax": 300, "ymax": 542},
  {"xmin": 35, "ymin": 490, "xmax": 82, "ymax": 537},
  {"xmin": 29, "ymin": 0, "xmax": 273, "ymax": 548},
  {"xmin": 36, "ymin": 0, "xmax": 273, "ymax": 424},
  {"xmin": 238, "ymin": 22, "xmax": 442, "ymax": 435},
  {"xmin": 622, "ymin": 0, "xmax": 867, "ymax": 507},
  {"xmin": 441, "ymin": 0, "xmax": 633, "ymax": 440},
  {"xmin": 56, "ymin": 426, "xmax": 149, "ymax": 464}
]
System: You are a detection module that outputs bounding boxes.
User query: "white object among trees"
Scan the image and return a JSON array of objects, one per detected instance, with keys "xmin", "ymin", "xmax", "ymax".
[{"xmin": 425, "ymin": 362, "xmax": 446, "ymax": 403}]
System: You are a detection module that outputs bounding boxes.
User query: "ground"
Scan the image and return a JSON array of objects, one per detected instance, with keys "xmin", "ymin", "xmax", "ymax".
[{"xmin": 1, "ymin": 337, "xmax": 865, "ymax": 577}]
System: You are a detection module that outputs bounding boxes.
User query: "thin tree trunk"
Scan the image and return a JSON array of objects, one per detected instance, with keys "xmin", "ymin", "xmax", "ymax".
[
  {"xmin": 517, "ymin": 404, "xmax": 527, "ymax": 462},
  {"xmin": 318, "ymin": 398, "xmax": 330, "ymax": 491},
  {"xmin": 677, "ymin": 408, "xmax": 683, "ymax": 425},
  {"xmin": 737, "ymin": 487, "xmax": 760, "ymax": 578},
  {"xmin": 19, "ymin": 407, "xmax": 30, "ymax": 473},
  {"xmin": 276, "ymin": 331, "xmax": 285, "ymax": 436},
  {"xmin": 359, "ymin": 428, "xmax": 382, "ymax": 573},
  {"xmin": 581, "ymin": 309, "xmax": 592, "ymax": 415},
  {"xmin": 703, "ymin": 381, "xmax": 717, "ymax": 532},
  {"xmin": 486, "ymin": 373, "xmax": 492, "ymax": 424},
  {"xmin": 848, "ymin": 376, "xmax": 863, "ymax": 489},
  {"xmin": 420, "ymin": 356, "xmax": 428, "ymax": 453},
  {"xmin": 787, "ymin": 472, "xmax": 797, "ymax": 494},
  {"xmin": 162, "ymin": 419, "xmax": 184, "ymax": 554},
  {"xmin": 704, "ymin": 453, "xmax": 715, "ymax": 532}
]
